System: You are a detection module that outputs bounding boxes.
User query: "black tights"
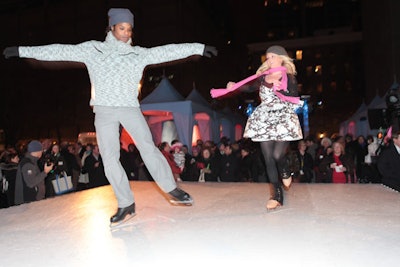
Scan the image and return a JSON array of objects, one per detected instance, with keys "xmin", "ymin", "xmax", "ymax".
[{"xmin": 260, "ymin": 140, "xmax": 288, "ymax": 184}]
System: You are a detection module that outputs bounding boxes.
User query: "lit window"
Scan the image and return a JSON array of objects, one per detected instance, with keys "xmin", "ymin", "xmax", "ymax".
[
  {"xmin": 296, "ymin": 50, "xmax": 303, "ymax": 60},
  {"xmin": 261, "ymin": 54, "xmax": 266, "ymax": 63},
  {"xmin": 315, "ymin": 65, "xmax": 322, "ymax": 75}
]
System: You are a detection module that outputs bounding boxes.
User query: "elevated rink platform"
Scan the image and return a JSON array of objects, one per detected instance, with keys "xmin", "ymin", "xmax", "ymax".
[{"xmin": 1, "ymin": 181, "xmax": 400, "ymax": 266}]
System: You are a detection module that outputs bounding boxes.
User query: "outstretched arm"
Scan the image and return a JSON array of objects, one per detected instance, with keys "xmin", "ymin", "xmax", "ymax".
[
  {"xmin": 3, "ymin": 43, "xmax": 89, "ymax": 63},
  {"xmin": 210, "ymin": 67, "xmax": 286, "ymax": 98},
  {"xmin": 227, "ymin": 78, "xmax": 260, "ymax": 93},
  {"xmin": 143, "ymin": 43, "xmax": 217, "ymax": 66}
]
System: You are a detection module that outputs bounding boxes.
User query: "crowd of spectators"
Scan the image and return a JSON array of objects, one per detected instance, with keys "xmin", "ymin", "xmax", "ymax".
[
  {"xmin": 0, "ymin": 139, "xmax": 109, "ymax": 208},
  {"xmin": 289, "ymin": 131, "xmax": 399, "ymax": 189},
  {"xmin": 1, "ymin": 130, "xmax": 399, "ymax": 208}
]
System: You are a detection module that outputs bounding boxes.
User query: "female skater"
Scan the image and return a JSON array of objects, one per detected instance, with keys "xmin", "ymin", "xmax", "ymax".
[
  {"xmin": 3, "ymin": 8, "xmax": 217, "ymax": 226},
  {"xmin": 223, "ymin": 45, "xmax": 303, "ymax": 210}
]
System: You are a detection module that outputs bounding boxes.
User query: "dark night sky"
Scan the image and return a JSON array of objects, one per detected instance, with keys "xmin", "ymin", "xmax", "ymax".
[
  {"xmin": 0, "ymin": 1, "xmax": 252, "ymax": 143},
  {"xmin": 0, "ymin": 0, "xmax": 363, "ymax": 145}
]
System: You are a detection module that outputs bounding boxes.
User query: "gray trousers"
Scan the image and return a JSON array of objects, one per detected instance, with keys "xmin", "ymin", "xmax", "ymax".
[{"xmin": 94, "ymin": 106, "xmax": 177, "ymax": 208}]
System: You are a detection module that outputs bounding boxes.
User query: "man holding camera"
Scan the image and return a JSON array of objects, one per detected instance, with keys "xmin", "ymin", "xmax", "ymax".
[{"xmin": 14, "ymin": 140, "xmax": 54, "ymax": 205}]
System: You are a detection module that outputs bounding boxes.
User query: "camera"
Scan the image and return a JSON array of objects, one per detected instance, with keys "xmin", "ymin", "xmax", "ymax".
[{"xmin": 45, "ymin": 157, "xmax": 54, "ymax": 167}]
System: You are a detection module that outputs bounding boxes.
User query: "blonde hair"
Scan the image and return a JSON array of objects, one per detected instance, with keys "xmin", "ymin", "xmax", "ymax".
[
  {"xmin": 256, "ymin": 54, "xmax": 297, "ymax": 76},
  {"xmin": 332, "ymin": 141, "xmax": 345, "ymax": 155}
]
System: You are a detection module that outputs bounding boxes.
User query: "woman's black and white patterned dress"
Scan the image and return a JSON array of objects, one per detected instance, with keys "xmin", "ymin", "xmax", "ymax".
[{"xmin": 243, "ymin": 80, "xmax": 303, "ymax": 142}]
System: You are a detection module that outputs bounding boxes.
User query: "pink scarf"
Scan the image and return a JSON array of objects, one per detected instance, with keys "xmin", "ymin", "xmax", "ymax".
[{"xmin": 210, "ymin": 67, "xmax": 301, "ymax": 104}]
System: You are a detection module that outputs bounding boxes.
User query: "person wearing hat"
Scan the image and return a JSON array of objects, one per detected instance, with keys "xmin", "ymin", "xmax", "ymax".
[
  {"xmin": 14, "ymin": 140, "xmax": 54, "ymax": 205},
  {"xmin": 3, "ymin": 8, "xmax": 217, "ymax": 226},
  {"xmin": 225, "ymin": 45, "xmax": 303, "ymax": 210},
  {"xmin": 170, "ymin": 141, "xmax": 185, "ymax": 181}
]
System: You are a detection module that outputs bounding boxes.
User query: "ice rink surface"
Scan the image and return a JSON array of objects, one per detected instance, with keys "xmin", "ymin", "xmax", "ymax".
[{"xmin": 1, "ymin": 181, "xmax": 400, "ymax": 266}]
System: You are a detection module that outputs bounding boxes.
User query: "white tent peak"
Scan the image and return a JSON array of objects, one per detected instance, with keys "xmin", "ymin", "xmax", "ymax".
[
  {"xmin": 141, "ymin": 77, "xmax": 184, "ymax": 104},
  {"xmin": 368, "ymin": 94, "xmax": 386, "ymax": 109},
  {"xmin": 186, "ymin": 87, "xmax": 212, "ymax": 108},
  {"xmin": 339, "ymin": 92, "xmax": 388, "ymax": 137},
  {"xmin": 353, "ymin": 100, "xmax": 367, "ymax": 115}
]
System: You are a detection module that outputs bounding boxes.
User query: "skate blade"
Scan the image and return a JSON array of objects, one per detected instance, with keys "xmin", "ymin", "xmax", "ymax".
[
  {"xmin": 109, "ymin": 212, "xmax": 136, "ymax": 229},
  {"xmin": 169, "ymin": 199, "xmax": 193, "ymax": 206},
  {"xmin": 266, "ymin": 200, "xmax": 281, "ymax": 211},
  {"xmin": 282, "ymin": 177, "xmax": 292, "ymax": 189}
]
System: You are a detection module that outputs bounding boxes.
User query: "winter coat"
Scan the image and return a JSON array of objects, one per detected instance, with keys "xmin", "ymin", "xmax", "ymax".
[
  {"xmin": 15, "ymin": 154, "xmax": 47, "ymax": 205},
  {"xmin": 377, "ymin": 142, "xmax": 400, "ymax": 191}
]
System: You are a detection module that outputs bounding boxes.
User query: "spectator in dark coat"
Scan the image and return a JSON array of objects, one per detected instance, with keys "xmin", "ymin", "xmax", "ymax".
[
  {"xmin": 377, "ymin": 130, "xmax": 400, "ymax": 191},
  {"xmin": 14, "ymin": 140, "xmax": 54, "ymax": 205},
  {"xmin": 121, "ymin": 143, "xmax": 140, "ymax": 181},
  {"xmin": 291, "ymin": 140, "xmax": 314, "ymax": 183},
  {"xmin": 82, "ymin": 145, "xmax": 109, "ymax": 188},
  {"xmin": 60, "ymin": 142, "xmax": 81, "ymax": 191},
  {"xmin": 353, "ymin": 135, "xmax": 368, "ymax": 181},
  {"xmin": 0, "ymin": 150, "xmax": 20, "ymax": 207},
  {"xmin": 237, "ymin": 146, "xmax": 259, "ymax": 182},
  {"xmin": 181, "ymin": 146, "xmax": 202, "ymax": 182},
  {"xmin": 314, "ymin": 137, "xmax": 332, "ymax": 182},
  {"xmin": 219, "ymin": 144, "xmax": 240, "ymax": 182},
  {"xmin": 45, "ymin": 144, "xmax": 69, "ymax": 198},
  {"xmin": 196, "ymin": 148, "xmax": 219, "ymax": 182}
]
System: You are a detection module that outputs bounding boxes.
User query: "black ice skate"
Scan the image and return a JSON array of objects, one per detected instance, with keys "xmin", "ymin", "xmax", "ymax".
[
  {"xmin": 109, "ymin": 203, "xmax": 136, "ymax": 228},
  {"xmin": 266, "ymin": 183, "xmax": 283, "ymax": 211},
  {"xmin": 279, "ymin": 155, "xmax": 294, "ymax": 189},
  {"xmin": 168, "ymin": 188, "xmax": 193, "ymax": 205}
]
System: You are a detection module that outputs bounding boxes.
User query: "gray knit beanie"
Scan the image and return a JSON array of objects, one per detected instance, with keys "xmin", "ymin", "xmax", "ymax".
[
  {"xmin": 27, "ymin": 140, "xmax": 43, "ymax": 153},
  {"xmin": 267, "ymin": 45, "xmax": 288, "ymax": 56},
  {"xmin": 108, "ymin": 8, "xmax": 134, "ymax": 27}
]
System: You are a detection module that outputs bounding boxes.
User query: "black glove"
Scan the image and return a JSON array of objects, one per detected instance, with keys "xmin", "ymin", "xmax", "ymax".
[
  {"xmin": 3, "ymin": 46, "xmax": 19, "ymax": 59},
  {"xmin": 203, "ymin": 45, "xmax": 218, "ymax": 58}
]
